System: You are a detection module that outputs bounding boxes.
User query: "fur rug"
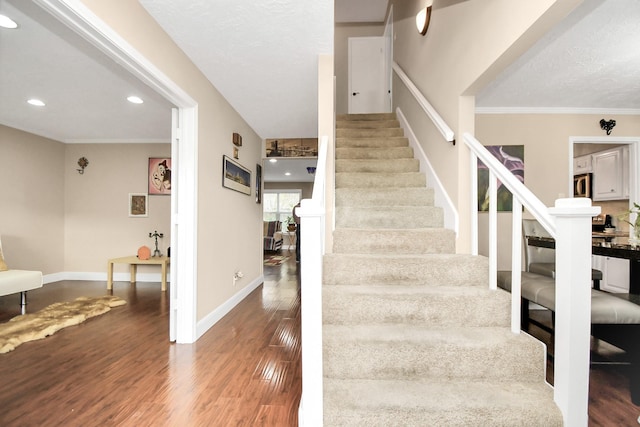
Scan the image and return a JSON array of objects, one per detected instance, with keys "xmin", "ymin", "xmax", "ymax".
[{"xmin": 0, "ymin": 295, "xmax": 126, "ymax": 354}]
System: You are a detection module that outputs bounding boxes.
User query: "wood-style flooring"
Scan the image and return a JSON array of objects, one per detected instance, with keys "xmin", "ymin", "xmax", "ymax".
[
  {"xmin": 0, "ymin": 253, "xmax": 300, "ymax": 426},
  {"xmin": 527, "ymin": 310, "xmax": 640, "ymax": 426},
  {"xmin": 0, "ymin": 254, "xmax": 638, "ymax": 426}
]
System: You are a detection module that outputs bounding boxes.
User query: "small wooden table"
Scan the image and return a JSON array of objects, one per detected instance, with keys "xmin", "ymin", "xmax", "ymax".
[{"xmin": 107, "ymin": 256, "xmax": 170, "ymax": 291}]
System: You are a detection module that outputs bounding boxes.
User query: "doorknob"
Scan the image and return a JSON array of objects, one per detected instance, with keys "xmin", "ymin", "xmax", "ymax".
[{"xmin": 352, "ymin": 92, "xmax": 360, "ymax": 96}]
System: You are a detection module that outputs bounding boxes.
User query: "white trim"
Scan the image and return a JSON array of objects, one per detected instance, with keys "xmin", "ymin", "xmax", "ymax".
[
  {"xmin": 35, "ymin": 0, "xmax": 199, "ymax": 344},
  {"xmin": 65, "ymin": 139, "xmax": 171, "ymax": 144},
  {"xmin": 43, "ymin": 271, "xmax": 170, "ymax": 283},
  {"xmin": 396, "ymin": 107, "xmax": 459, "ymax": 234},
  {"xmin": 34, "ymin": 0, "xmax": 196, "ymax": 108},
  {"xmin": 195, "ymin": 275, "xmax": 264, "ymax": 339},
  {"xmin": 392, "ymin": 62, "xmax": 455, "ymax": 142},
  {"xmin": 476, "ymin": 107, "xmax": 640, "ymax": 116}
]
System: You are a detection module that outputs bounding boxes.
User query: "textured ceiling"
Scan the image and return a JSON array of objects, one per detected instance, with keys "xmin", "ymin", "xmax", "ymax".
[
  {"xmin": 476, "ymin": 0, "xmax": 640, "ymax": 113},
  {"xmin": 1, "ymin": 0, "xmax": 638, "ymax": 163},
  {"xmin": 138, "ymin": 0, "xmax": 334, "ymax": 140},
  {"xmin": 0, "ymin": 0, "xmax": 174, "ymax": 143}
]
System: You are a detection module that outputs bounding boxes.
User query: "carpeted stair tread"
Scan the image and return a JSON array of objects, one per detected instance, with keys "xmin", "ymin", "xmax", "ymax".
[
  {"xmin": 323, "ymin": 253, "xmax": 488, "ymax": 286},
  {"xmin": 335, "ymin": 205, "xmax": 443, "ymax": 229},
  {"xmin": 323, "ymin": 113, "xmax": 561, "ymax": 422},
  {"xmin": 336, "ymin": 137, "xmax": 409, "ymax": 148},
  {"xmin": 336, "ymin": 172, "xmax": 425, "ymax": 188},
  {"xmin": 336, "ymin": 113, "xmax": 396, "ymax": 121},
  {"xmin": 336, "ymin": 119, "xmax": 400, "ymax": 129},
  {"xmin": 336, "ymin": 146, "xmax": 414, "ymax": 159},
  {"xmin": 335, "ymin": 187, "xmax": 434, "ymax": 207},
  {"xmin": 333, "ymin": 228, "xmax": 454, "ymax": 254},
  {"xmin": 323, "ymin": 324, "xmax": 546, "ymax": 382},
  {"xmin": 336, "ymin": 128, "xmax": 404, "ymax": 138},
  {"xmin": 336, "ymin": 158, "xmax": 419, "ymax": 173},
  {"xmin": 324, "ymin": 378, "xmax": 562, "ymax": 426},
  {"xmin": 323, "ymin": 284, "xmax": 511, "ymax": 326}
]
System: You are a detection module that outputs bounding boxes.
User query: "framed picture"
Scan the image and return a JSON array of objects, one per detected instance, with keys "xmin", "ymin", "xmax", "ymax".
[
  {"xmin": 129, "ymin": 193, "xmax": 148, "ymax": 217},
  {"xmin": 233, "ymin": 147, "xmax": 239, "ymax": 159},
  {"xmin": 255, "ymin": 163, "xmax": 262, "ymax": 204},
  {"xmin": 232, "ymin": 132, "xmax": 242, "ymax": 147},
  {"xmin": 222, "ymin": 155, "xmax": 251, "ymax": 195},
  {"xmin": 148, "ymin": 157, "xmax": 171, "ymax": 195},
  {"xmin": 477, "ymin": 145, "xmax": 524, "ymax": 212}
]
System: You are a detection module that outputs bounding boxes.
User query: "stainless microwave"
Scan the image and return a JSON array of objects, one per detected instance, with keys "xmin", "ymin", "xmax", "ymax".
[{"xmin": 574, "ymin": 173, "xmax": 592, "ymax": 198}]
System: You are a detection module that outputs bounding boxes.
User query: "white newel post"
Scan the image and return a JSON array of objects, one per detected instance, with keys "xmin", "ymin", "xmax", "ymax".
[
  {"xmin": 549, "ymin": 198, "xmax": 600, "ymax": 427},
  {"xmin": 297, "ymin": 198, "xmax": 325, "ymax": 427}
]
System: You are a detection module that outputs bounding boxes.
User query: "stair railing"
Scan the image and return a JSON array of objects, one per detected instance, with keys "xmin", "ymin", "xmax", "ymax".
[
  {"xmin": 465, "ymin": 132, "xmax": 599, "ymax": 427},
  {"xmin": 392, "ymin": 62, "xmax": 455, "ymax": 144},
  {"xmin": 297, "ymin": 135, "xmax": 329, "ymax": 426}
]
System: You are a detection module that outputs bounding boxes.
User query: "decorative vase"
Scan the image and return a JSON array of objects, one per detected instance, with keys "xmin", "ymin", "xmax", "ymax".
[{"xmin": 288, "ymin": 224, "xmax": 296, "ymax": 232}]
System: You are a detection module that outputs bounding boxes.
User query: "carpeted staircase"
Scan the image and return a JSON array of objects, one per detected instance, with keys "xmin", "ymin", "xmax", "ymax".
[{"xmin": 322, "ymin": 113, "xmax": 563, "ymax": 425}]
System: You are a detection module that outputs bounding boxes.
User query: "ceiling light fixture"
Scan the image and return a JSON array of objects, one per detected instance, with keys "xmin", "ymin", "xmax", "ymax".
[
  {"xmin": 127, "ymin": 96, "xmax": 144, "ymax": 104},
  {"xmin": 416, "ymin": 5, "xmax": 432, "ymax": 36},
  {"xmin": 27, "ymin": 99, "xmax": 45, "ymax": 107},
  {"xmin": 285, "ymin": 172, "xmax": 291, "ymax": 176},
  {"xmin": 0, "ymin": 14, "xmax": 18, "ymax": 29}
]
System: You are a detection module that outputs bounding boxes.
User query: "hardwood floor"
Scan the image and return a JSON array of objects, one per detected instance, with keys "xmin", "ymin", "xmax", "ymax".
[
  {"xmin": 1, "ymin": 256, "xmax": 638, "ymax": 426},
  {"xmin": 527, "ymin": 310, "xmax": 640, "ymax": 426},
  {"xmin": 0, "ymin": 253, "xmax": 301, "ymax": 426}
]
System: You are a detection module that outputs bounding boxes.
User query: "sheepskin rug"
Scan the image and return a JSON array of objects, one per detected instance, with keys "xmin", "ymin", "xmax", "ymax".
[{"xmin": 0, "ymin": 295, "xmax": 126, "ymax": 354}]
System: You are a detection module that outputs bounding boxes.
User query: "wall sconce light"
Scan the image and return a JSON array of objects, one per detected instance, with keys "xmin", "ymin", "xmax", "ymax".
[
  {"xmin": 416, "ymin": 5, "xmax": 432, "ymax": 36},
  {"xmin": 77, "ymin": 157, "xmax": 89, "ymax": 174},
  {"xmin": 600, "ymin": 119, "xmax": 616, "ymax": 135}
]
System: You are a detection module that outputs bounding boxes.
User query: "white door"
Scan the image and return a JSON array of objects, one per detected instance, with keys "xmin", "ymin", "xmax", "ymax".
[{"xmin": 348, "ymin": 37, "xmax": 388, "ymax": 114}]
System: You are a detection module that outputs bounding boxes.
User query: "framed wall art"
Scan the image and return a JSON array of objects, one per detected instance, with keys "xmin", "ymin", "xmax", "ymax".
[
  {"xmin": 148, "ymin": 157, "xmax": 172, "ymax": 195},
  {"xmin": 477, "ymin": 145, "xmax": 524, "ymax": 212},
  {"xmin": 255, "ymin": 163, "xmax": 262, "ymax": 204},
  {"xmin": 129, "ymin": 193, "xmax": 148, "ymax": 217},
  {"xmin": 222, "ymin": 155, "xmax": 251, "ymax": 196}
]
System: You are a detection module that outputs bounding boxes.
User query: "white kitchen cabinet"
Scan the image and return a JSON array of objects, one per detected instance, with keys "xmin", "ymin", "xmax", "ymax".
[
  {"xmin": 592, "ymin": 146, "xmax": 628, "ymax": 201},
  {"xmin": 573, "ymin": 154, "xmax": 592, "ymax": 174},
  {"xmin": 593, "ymin": 254, "xmax": 630, "ymax": 293}
]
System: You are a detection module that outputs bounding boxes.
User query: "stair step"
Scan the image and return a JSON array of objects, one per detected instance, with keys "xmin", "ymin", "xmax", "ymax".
[
  {"xmin": 323, "ymin": 253, "xmax": 488, "ymax": 286},
  {"xmin": 323, "ymin": 285, "xmax": 511, "ymax": 327},
  {"xmin": 333, "ymin": 228, "xmax": 454, "ymax": 254},
  {"xmin": 336, "ymin": 128, "xmax": 404, "ymax": 138},
  {"xmin": 323, "ymin": 324, "xmax": 546, "ymax": 382},
  {"xmin": 336, "ymin": 187, "xmax": 434, "ymax": 207},
  {"xmin": 336, "ymin": 172, "xmax": 425, "ymax": 188},
  {"xmin": 336, "ymin": 147, "xmax": 414, "ymax": 159},
  {"xmin": 336, "ymin": 206, "xmax": 443, "ymax": 229},
  {"xmin": 336, "ymin": 159, "xmax": 419, "ymax": 173},
  {"xmin": 336, "ymin": 113, "xmax": 396, "ymax": 121},
  {"xmin": 336, "ymin": 119, "xmax": 400, "ymax": 129},
  {"xmin": 336, "ymin": 137, "xmax": 409, "ymax": 148},
  {"xmin": 324, "ymin": 378, "xmax": 563, "ymax": 426}
]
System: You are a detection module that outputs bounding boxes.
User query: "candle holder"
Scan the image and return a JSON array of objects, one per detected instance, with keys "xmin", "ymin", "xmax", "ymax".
[{"xmin": 149, "ymin": 230, "xmax": 164, "ymax": 257}]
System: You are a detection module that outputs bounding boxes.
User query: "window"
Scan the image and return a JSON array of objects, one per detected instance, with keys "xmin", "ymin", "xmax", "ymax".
[{"xmin": 263, "ymin": 190, "xmax": 301, "ymax": 226}]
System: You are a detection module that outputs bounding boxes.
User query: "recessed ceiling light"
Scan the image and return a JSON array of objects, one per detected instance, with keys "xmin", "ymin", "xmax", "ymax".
[
  {"xmin": 27, "ymin": 99, "xmax": 45, "ymax": 107},
  {"xmin": 285, "ymin": 172, "xmax": 291, "ymax": 176},
  {"xmin": 269, "ymin": 158, "xmax": 277, "ymax": 163},
  {"xmin": 127, "ymin": 96, "xmax": 143, "ymax": 104},
  {"xmin": 0, "ymin": 14, "xmax": 18, "ymax": 29}
]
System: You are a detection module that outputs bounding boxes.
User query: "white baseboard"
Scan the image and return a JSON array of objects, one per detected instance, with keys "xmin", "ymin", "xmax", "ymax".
[
  {"xmin": 196, "ymin": 274, "xmax": 264, "ymax": 339},
  {"xmin": 42, "ymin": 271, "xmax": 169, "ymax": 284},
  {"xmin": 396, "ymin": 107, "xmax": 459, "ymax": 234}
]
